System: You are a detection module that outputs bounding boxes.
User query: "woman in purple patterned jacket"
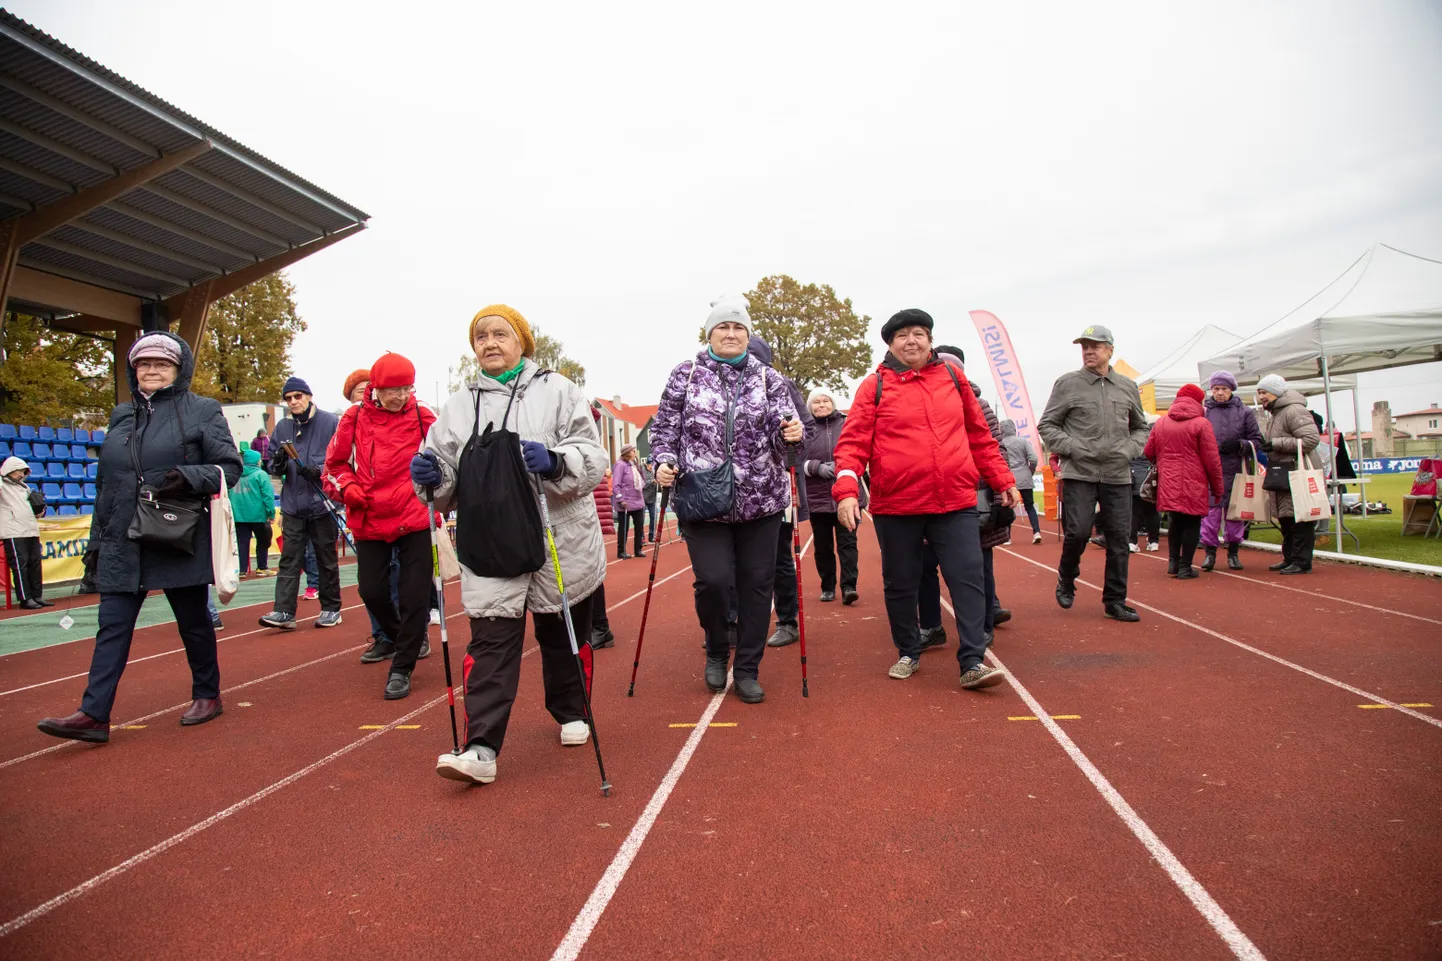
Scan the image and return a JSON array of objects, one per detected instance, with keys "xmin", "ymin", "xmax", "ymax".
[{"xmin": 651, "ymin": 295, "xmax": 804, "ymax": 705}]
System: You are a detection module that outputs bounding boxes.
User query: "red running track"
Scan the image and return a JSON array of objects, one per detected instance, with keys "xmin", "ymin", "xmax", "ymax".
[{"xmin": 0, "ymin": 521, "xmax": 1438, "ymax": 960}]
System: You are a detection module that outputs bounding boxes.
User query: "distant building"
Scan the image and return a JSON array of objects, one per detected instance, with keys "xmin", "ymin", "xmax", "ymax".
[
  {"xmin": 593, "ymin": 396, "xmax": 659, "ymax": 463},
  {"xmin": 1394, "ymin": 404, "xmax": 1442, "ymax": 440},
  {"xmin": 221, "ymin": 403, "xmax": 283, "ymax": 452}
]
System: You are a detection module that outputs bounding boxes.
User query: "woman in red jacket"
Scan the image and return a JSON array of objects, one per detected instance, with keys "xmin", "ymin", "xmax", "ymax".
[
  {"xmin": 326, "ymin": 353, "xmax": 438, "ymax": 700},
  {"xmin": 1143, "ymin": 383, "xmax": 1223, "ymax": 579},
  {"xmin": 833, "ymin": 309, "xmax": 1020, "ymax": 690}
]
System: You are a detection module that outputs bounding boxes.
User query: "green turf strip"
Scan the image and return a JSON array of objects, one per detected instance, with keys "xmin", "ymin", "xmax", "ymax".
[{"xmin": 0, "ymin": 564, "xmax": 362, "ymax": 658}]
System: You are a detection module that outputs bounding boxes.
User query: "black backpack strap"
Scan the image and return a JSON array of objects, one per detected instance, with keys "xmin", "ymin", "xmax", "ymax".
[{"xmin": 940, "ymin": 362, "xmax": 968, "ymax": 402}]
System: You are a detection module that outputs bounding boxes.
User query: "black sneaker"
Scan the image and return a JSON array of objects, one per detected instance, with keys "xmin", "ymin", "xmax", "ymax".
[
  {"xmin": 211, "ymin": 615, "xmax": 225, "ymax": 631},
  {"xmin": 1056, "ymin": 581, "xmax": 1075, "ymax": 610},
  {"xmin": 704, "ymin": 656, "xmax": 729, "ymax": 693},
  {"xmin": 591, "ymin": 628, "xmax": 615, "ymax": 649},
  {"xmin": 384, "ymin": 672, "xmax": 411, "ymax": 700},
  {"xmin": 992, "ymin": 608, "xmax": 1012, "ymax": 626},
  {"xmin": 734, "ymin": 677, "xmax": 765, "ymax": 704},
  {"xmin": 360, "ymin": 638, "xmax": 396, "ymax": 663},
  {"xmin": 418, "ymin": 638, "xmax": 431, "ymax": 659},
  {"xmin": 1104, "ymin": 603, "xmax": 1141, "ymax": 622},
  {"xmin": 919, "ymin": 626, "xmax": 947, "ymax": 650},
  {"xmin": 842, "ymin": 589, "xmax": 859, "ymax": 605},
  {"xmin": 1268, "ymin": 561, "xmax": 1288, "ymax": 571},
  {"xmin": 819, "ymin": 590, "xmax": 836, "ymax": 602}
]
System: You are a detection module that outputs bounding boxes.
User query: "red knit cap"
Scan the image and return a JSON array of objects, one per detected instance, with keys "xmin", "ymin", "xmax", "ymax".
[
  {"xmin": 342, "ymin": 368, "xmax": 371, "ymax": 402},
  {"xmin": 1176, "ymin": 383, "xmax": 1205, "ymax": 403},
  {"xmin": 370, "ymin": 352, "xmax": 415, "ymax": 389}
]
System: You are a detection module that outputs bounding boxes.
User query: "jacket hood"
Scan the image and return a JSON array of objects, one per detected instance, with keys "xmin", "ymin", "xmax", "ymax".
[
  {"xmin": 1000, "ymin": 420, "xmax": 1017, "ymax": 437},
  {"xmin": 125, "ymin": 330, "xmax": 195, "ymax": 397},
  {"xmin": 1269, "ymin": 389, "xmax": 1307, "ymax": 411},
  {"xmin": 747, "ymin": 335, "xmax": 773, "ymax": 366},
  {"xmin": 1168, "ymin": 397, "xmax": 1205, "ymax": 420},
  {"xmin": 243, "ymin": 449, "xmax": 262, "ymax": 468},
  {"xmin": 1204, "ymin": 394, "xmax": 1244, "ymax": 411},
  {"xmin": 2, "ymin": 455, "xmax": 29, "ymax": 477}
]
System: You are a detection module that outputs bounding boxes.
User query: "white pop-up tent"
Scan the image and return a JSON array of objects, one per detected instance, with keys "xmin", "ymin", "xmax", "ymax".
[
  {"xmin": 1198, "ymin": 244, "xmax": 1442, "ymax": 547},
  {"xmin": 1140, "ymin": 324, "xmax": 1356, "ymax": 411}
]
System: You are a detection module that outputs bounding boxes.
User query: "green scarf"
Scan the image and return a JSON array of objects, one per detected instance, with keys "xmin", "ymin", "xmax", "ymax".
[
  {"xmin": 483, "ymin": 358, "xmax": 527, "ymax": 385},
  {"xmin": 708, "ymin": 348, "xmax": 746, "ymax": 366}
]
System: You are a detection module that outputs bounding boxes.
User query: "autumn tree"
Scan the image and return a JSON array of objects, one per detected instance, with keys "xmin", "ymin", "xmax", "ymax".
[
  {"xmin": 448, "ymin": 324, "xmax": 585, "ymax": 392},
  {"xmin": 0, "ymin": 313, "xmax": 113, "ymax": 426},
  {"xmin": 190, "ymin": 272, "xmax": 306, "ymax": 403}
]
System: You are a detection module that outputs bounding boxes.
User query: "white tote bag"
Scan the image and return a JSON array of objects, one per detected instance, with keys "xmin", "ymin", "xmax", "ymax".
[
  {"xmin": 1288, "ymin": 451, "xmax": 1332, "ymax": 523},
  {"xmin": 211, "ymin": 465, "xmax": 241, "ymax": 604},
  {"xmin": 1227, "ymin": 441, "xmax": 1269, "ymax": 523}
]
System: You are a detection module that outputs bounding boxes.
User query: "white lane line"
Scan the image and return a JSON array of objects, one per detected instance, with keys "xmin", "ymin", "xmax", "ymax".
[
  {"xmin": 552, "ymin": 680, "xmax": 730, "ymax": 961},
  {"xmin": 997, "ymin": 546, "xmax": 1442, "ymax": 731},
  {"xmin": 939, "ymin": 596, "xmax": 1266, "ymax": 960},
  {"xmin": 1011, "ymin": 520, "xmax": 1442, "ymax": 626}
]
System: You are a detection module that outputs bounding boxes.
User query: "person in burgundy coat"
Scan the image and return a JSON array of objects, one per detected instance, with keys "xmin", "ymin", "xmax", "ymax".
[{"xmin": 1143, "ymin": 383, "xmax": 1224, "ymax": 579}]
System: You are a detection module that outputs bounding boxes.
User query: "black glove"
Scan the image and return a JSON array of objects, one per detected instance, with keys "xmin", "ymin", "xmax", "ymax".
[
  {"xmin": 1258, "ymin": 438, "xmax": 1273, "ymax": 452},
  {"xmin": 157, "ymin": 469, "xmax": 190, "ymax": 498},
  {"xmin": 1219, "ymin": 439, "xmax": 1241, "ymax": 455},
  {"xmin": 298, "ymin": 464, "xmax": 322, "ymax": 484},
  {"xmin": 269, "ymin": 450, "xmax": 289, "ymax": 475}
]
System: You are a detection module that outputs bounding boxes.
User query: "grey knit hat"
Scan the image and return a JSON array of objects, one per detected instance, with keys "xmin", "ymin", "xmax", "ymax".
[
  {"xmin": 1255, "ymin": 373, "xmax": 1287, "ymax": 397},
  {"xmin": 128, "ymin": 332, "xmax": 182, "ymax": 367}
]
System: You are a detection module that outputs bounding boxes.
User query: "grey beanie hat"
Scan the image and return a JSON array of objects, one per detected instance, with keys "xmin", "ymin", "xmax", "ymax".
[
  {"xmin": 1256, "ymin": 373, "xmax": 1287, "ymax": 396},
  {"xmin": 704, "ymin": 294, "xmax": 751, "ymax": 339}
]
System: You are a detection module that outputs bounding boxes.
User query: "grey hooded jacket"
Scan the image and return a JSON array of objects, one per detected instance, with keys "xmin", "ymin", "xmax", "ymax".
[{"xmin": 999, "ymin": 420, "xmax": 1038, "ymax": 490}]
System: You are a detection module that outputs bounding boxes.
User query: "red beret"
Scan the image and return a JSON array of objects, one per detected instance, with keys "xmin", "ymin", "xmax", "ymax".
[{"xmin": 370, "ymin": 353, "xmax": 415, "ymax": 389}]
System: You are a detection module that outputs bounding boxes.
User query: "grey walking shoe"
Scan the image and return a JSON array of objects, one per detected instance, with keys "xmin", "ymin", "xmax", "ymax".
[
  {"xmin": 259, "ymin": 611, "xmax": 297, "ymax": 630},
  {"xmin": 766, "ymin": 623, "xmax": 799, "ymax": 647},
  {"xmin": 316, "ymin": 610, "xmax": 343, "ymax": 628}
]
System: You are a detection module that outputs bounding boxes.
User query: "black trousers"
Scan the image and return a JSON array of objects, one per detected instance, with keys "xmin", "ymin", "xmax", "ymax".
[
  {"xmin": 1168, "ymin": 512, "xmax": 1203, "ymax": 568},
  {"xmin": 1278, "ymin": 517, "xmax": 1317, "ymax": 570},
  {"xmin": 918, "ymin": 540, "xmax": 996, "ymax": 632},
  {"xmin": 682, "ymin": 512, "xmax": 783, "ymax": 680},
  {"xmin": 461, "ymin": 591, "xmax": 594, "ymax": 754},
  {"xmin": 274, "ymin": 512, "xmax": 341, "ymax": 615},
  {"xmin": 4, "ymin": 536, "xmax": 42, "ymax": 602},
  {"xmin": 616, "ymin": 509, "xmax": 644, "ymax": 556},
  {"xmin": 1131, "ymin": 496, "xmax": 1160, "ymax": 543},
  {"xmin": 810, "ymin": 511, "xmax": 858, "ymax": 594},
  {"xmin": 874, "ymin": 510, "xmax": 988, "ymax": 670},
  {"xmin": 356, "ymin": 530, "xmax": 431, "ymax": 674},
  {"xmin": 81, "ymin": 586, "xmax": 219, "ymax": 723},
  {"xmin": 1059, "ymin": 480, "xmax": 1132, "ymax": 606},
  {"xmin": 773, "ymin": 521, "xmax": 798, "ymax": 626},
  {"xmin": 591, "ymin": 581, "xmax": 610, "ymax": 631},
  {"xmin": 236, "ymin": 522, "xmax": 272, "ymax": 573}
]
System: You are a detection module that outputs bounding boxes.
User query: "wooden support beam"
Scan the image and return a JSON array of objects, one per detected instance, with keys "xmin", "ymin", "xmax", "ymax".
[
  {"xmin": 174, "ymin": 280, "xmax": 214, "ymax": 355},
  {"xmin": 0, "ymin": 218, "xmax": 20, "ymax": 345},
  {"xmin": 7, "ymin": 265, "xmax": 143, "ymax": 325},
  {"xmin": 114, "ymin": 325, "xmax": 137, "ymax": 405},
  {"xmin": 13, "ymin": 139, "xmax": 214, "ymax": 246},
  {"xmin": 177, "ymin": 223, "xmax": 364, "ymax": 306}
]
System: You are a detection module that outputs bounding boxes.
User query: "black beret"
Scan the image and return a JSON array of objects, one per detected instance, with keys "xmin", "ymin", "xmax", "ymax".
[{"xmin": 881, "ymin": 308, "xmax": 934, "ymax": 343}]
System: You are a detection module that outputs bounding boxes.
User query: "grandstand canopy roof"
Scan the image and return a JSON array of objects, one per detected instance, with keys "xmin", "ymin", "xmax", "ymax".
[{"xmin": 0, "ymin": 8, "xmax": 367, "ymax": 335}]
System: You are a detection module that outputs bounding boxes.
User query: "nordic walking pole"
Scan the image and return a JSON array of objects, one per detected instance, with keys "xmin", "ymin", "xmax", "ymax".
[
  {"xmin": 534, "ymin": 474, "xmax": 613, "ymax": 797},
  {"xmin": 424, "ymin": 486, "xmax": 461, "ymax": 756},
  {"xmin": 783, "ymin": 416, "xmax": 809, "ymax": 698},
  {"xmin": 627, "ymin": 485, "xmax": 671, "ymax": 697}
]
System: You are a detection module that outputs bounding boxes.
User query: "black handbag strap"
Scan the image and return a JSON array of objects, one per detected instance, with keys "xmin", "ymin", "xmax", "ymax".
[{"xmin": 678, "ymin": 362, "xmax": 741, "ymax": 473}]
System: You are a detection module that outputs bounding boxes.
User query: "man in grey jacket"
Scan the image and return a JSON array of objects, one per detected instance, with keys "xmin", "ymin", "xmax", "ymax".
[{"xmin": 1038, "ymin": 325, "xmax": 1149, "ymax": 621}]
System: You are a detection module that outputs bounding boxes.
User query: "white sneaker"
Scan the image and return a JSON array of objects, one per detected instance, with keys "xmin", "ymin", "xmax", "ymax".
[
  {"xmin": 1032, "ymin": 533, "xmax": 1043, "ymax": 544},
  {"xmin": 436, "ymin": 745, "xmax": 496, "ymax": 784},
  {"xmin": 1003, "ymin": 539, "xmax": 1012, "ymax": 546},
  {"xmin": 1128, "ymin": 543, "xmax": 1139, "ymax": 553},
  {"xmin": 889, "ymin": 656, "xmax": 919, "ymax": 679},
  {"xmin": 560, "ymin": 720, "xmax": 590, "ymax": 746},
  {"xmin": 1146, "ymin": 542, "xmax": 1160, "ymax": 552},
  {"xmin": 429, "ymin": 608, "xmax": 441, "ymax": 626}
]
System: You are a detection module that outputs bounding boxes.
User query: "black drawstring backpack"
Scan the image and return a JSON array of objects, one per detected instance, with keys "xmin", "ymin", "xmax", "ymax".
[{"xmin": 454, "ymin": 376, "xmax": 546, "ymax": 578}]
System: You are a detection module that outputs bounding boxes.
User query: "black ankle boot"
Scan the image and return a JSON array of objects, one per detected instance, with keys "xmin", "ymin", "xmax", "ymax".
[
  {"xmin": 1201, "ymin": 547, "xmax": 1216, "ymax": 572},
  {"xmin": 1227, "ymin": 546, "xmax": 1243, "ymax": 570},
  {"xmin": 1167, "ymin": 558, "xmax": 1179, "ymax": 576}
]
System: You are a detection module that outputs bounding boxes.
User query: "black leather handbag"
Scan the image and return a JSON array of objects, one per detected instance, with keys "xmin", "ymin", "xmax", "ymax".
[{"xmin": 125, "ymin": 407, "xmax": 206, "ymax": 555}]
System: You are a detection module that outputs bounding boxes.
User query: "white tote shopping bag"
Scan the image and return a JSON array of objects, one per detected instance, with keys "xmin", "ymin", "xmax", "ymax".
[
  {"xmin": 1288, "ymin": 453, "xmax": 1332, "ymax": 523},
  {"xmin": 1227, "ymin": 442, "xmax": 1269, "ymax": 523},
  {"xmin": 211, "ymin": 465, "xmax": 241, "ymax": 604},
  {"xmin": 434, "ymin": 517, "xmax": 461, "ymax": 581}
]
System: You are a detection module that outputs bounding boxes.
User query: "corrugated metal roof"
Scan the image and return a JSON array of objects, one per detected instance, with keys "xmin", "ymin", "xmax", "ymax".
[{"xmin": 0, "ymin": 8, "xmax": 367, "ymax": 310}]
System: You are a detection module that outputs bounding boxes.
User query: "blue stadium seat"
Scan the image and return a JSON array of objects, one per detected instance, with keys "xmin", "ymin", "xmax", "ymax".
[
  {"xmin": 28, "ymin": 482, "xmax": 40, "ymax": 494},
  {"xmin": 63, "ymin": 482, "xmax": 83, "ymax": 503},
  {"xmin": 0, "ymin": 441, "xmax": 9, "ymax": 460},
  {"xmin": 42, "ymin": 482, "xmax": 61, "ymax": 501},
  {"xmin": 69, "ymin": 445, "xmax": 87, "ymax": 462},
  {"xmin": 31, "ymin": 443, "xmax": 52, "ymax": 462},
  {"xmin": 38, "ymin": 426, "xmax": 55, "ymax": 442},
  {"xmin": 47, "ymin": 463, "xmax": 65, "ymax": 479},
  {"xmin": 86, "ymin": 462, "xmax": 98, "ymax": 480},
  {"xmin": 13, "ymin": 441, "xmax": 32, "ymax": 460},
  {"xmin": 56, "ymin": 428, "xmax": 74, "ymax": 443},
  {"xmin": 58, "ymin": 505, "xmax": 78, "ymax": 516},
  {"xmin": 18, "ymin": 425, "xmax": 36, "ymax": 441},
  {"xmin": 73, "ymin": 428, "xmax": 90, "ymax": 443},
  {"xmin": 0, "ymin": 424, "xmax": 15, "ymax": 440},
  {"xmin": 80, "ymin": 504, "xmax": 94, "ymax": 515},
  {"xmin": 83, "ymin": 483, "xmax": 97, "ymax": 502},
  {"xmin": 67, "ymin": 463, "xmax": 85, "ymax": 480},
  {"xmin": 91, "ymin": 429, "xmax": 107, "ymax": 446}
]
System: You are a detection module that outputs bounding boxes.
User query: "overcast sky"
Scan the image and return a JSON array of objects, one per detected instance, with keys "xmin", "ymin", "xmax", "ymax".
[{"xmin": 18, "ymin": 0, "xmax": 1442, "ymax": 429}]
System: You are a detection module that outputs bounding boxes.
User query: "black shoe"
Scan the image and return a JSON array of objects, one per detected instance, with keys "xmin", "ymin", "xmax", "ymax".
[
  {"xmin": 1055, "ymin": 581, "xmax": 1075, "ymax": 609},
  {"xmin": 1176, "ymin": 567, "xmax": 1199, "ymax": 580},
  {"xmin": 384, "ymin": 672, "xmax": 411, "ymax": 700},
  {"xmin": 418, "ymin": 638, "xmax": 431, "ymax": 659},
  {"xmin": 1089, "ymin": 536, "xmax": 1105, "ymax": 548},
  {"xmin": 734, "ymin": 677, "xmax": 765, "ymax": 703},
  {"xmin": 1268, "ymin": 561, "xmax": 1289, "ymax": 572},
  {"xmin": 634, "ymin": 549, "xmax": 646, "ymax": 558},
  {"xmin": 1278, "ymin": 564, "xmax": 1310, "ymax": 575},
  {"xmin": 360, "ymin": 638, "xmax": 396, "ymax": 664},
  {"xmin": 1201, "ymin": 548, "xmax": 1216, "ymax": 572},
  {"xmin": 617, "ymin": 552, "xmax": 630, "ymax": 560},
  {"xmin": 820, "ymin": 590, "xmax": 836, "ymax": 602},
  {"xmin": 704, "ymin": 656, "xmax": 728, "ymax": 693},
  {"xmin": 919, "ymin": 625, "xmax": 947, "ymax": 650},
  {"xmin": 842, "ymin": 589, "xmax": 859, "ymax": 606},
  {"xmin": 211, "ymin": 615, "xmax": 225, "ymax": 631},
  {"xmin": 992, "ymin": 608, "xmax": 1012, "ymax": 626},
  {"xmin": 591, "ymin": 628, "xmax": 615, "ymax": 649},
  {"xmin": 37, "ymin": 598, "xmax": 55, "ymax": 607},
  {"xmin": 1167, "ymin": 559, "xmax": 1179, "ymax": 576},
  {"xmin": 1104, "ymin": 603, "xmax": 1141, "ymax": 622},
  {"xmin": 1227, "ymin": 547, "xmax": 1243, "ymax": 570},
  {"xmin": 19, "ymin": 598, "xmax": 43, "ymax": 610}
]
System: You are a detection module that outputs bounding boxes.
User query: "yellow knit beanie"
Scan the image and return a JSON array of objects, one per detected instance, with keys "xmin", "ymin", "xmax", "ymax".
[{"xmin": 470, "ymin": 305, "xmax": 535, "ymax": 358}]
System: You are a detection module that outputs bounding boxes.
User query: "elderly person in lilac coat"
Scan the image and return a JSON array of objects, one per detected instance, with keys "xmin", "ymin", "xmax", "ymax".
[
  {"xmin": 1200, "ymin": 370, "xmax": 1265, "ymax": 570},
  {"xmin": 650, "ymin": 295, "xmax": 803, "ymax": 705},
  {"xmin": 612, "ymin": 444, "xmax": 647, "ymax": 559}
]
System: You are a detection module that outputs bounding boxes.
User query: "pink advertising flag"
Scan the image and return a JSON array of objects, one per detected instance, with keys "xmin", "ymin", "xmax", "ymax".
[{"xmin": 969, "ymin": 310, "xmax": 1042, "ymax": 462}]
